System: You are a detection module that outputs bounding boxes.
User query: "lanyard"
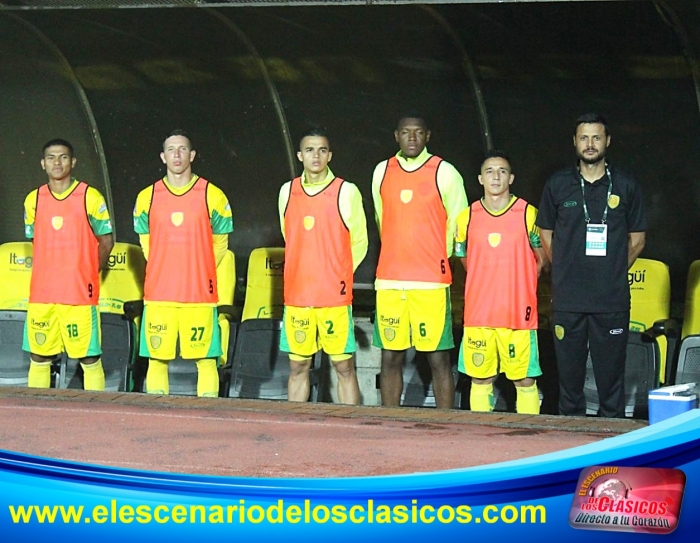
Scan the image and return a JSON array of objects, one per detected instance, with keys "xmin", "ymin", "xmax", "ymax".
[{"xmin": 580, "ymin": 166, "xmax": 613, "ymax": 224}]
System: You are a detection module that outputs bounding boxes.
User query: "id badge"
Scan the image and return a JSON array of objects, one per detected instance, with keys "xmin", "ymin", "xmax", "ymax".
[{"xmin": 586, "ymin": 224, "xmax": 608, "ymax": 256}]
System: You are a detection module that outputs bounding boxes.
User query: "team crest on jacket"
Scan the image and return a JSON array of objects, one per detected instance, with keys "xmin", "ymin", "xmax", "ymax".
[
  {"xmin": 488, "ymin": 233, "xmax": 501, "ymax": 247},
  {"xmin": 303, "ymin": 216, "xmax": 315, "ymax": 231},
  {"xmin": 51, "ymin": 216, "xmax": 63, "ymax": 230},
  {"xmin": 171, "ymin": 212, "xmax": 184, "ymax": 226},
  {"xmin": 400, "ymin": 190, "xmax": 413, "ymax": 204},
  {"xmin": 608, "ymin": 194, "xmax": 620, "ymax": 209}
]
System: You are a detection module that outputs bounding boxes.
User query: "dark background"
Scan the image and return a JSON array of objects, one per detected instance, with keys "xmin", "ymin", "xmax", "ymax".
[{"xmin": 1, "ymin": 0, "xmax": 699, "ymax": 308}]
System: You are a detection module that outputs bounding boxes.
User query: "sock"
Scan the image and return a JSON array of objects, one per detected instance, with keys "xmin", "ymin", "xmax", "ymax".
[
  {"xmin": 516, "ymin": 383, "xmax": 541, "ymax": 414},
  {"xmin": 196, "ymin": 358, "xmax": 219, "ymax": 398},
  {"xmin": 81, "ymin": 359, "xmax": 105, "ymax": 391},
  {"xmin": 470, "ymin": 382, "xmax": 494, "ymax": 412},
  {"xmin": 146, "ymin": 358, "xmax": 169, "ymax": 395},
  {"xmin": 28, "ymin": 360, "xmax": 52, "ymax": 388}
]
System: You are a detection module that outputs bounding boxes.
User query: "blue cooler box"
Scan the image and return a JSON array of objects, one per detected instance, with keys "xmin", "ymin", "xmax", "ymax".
[{"xmin": 648, "ymin": 384, "xmax": 698, "ymax": 424}]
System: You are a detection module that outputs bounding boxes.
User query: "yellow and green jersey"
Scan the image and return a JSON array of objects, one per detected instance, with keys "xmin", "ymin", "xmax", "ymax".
[
  {"xmin": 454, "ymin": 195, "xmax": 541, "ymax": 257},
  {"xmin": 372, "ymin": 147, "xmax": 468, "ymax": 290},
  {"xmin": 278, "ymin": 167, "xmax": 368, "ymax": 272},
  {"xmin": 133, "ymin": 174, "xmax": 232, "ymax": 265},
  {"xmin": 24, "ymin": 179, "xmax": 113, "ymax": 239}
]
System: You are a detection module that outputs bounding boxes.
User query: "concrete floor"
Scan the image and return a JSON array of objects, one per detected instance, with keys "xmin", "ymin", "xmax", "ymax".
[{"xmin": 0, "ymin": 388, "xmax": 645, "ymax": 478}]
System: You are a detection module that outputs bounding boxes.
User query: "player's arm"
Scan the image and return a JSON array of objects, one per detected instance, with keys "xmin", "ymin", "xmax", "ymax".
[
  {"xmin": 278, "ymin": 182, "xmax": 291, "ymax": 241},
  {"xmin": 453, "ymin": 207, "xmax": 470, "ymax": 273},
  {"xmin": 23, "ymin": 190, "xmax": 38, "ymax": 240},
  {"xmin": 133, "ymin": 187, "xmax": 152, "ymax": 260},
  {"xmin": 526, "ymin": 204, "xmax": 549, "ymax": 277},
  {"xmin": 97, "ymin": 234, "xmax": 115, "ymax": 271},
  {"xmin": 213, "ymin": 235, "xmax": 228, "ymax": 266},
  {"xmin": 438, "ymin": 162, "xmax": 469, "ymax": 257},
  {"xmin": 139, "ymin": 235, "xmax": 150, "ymax": 260},
  {"xmin": 628, "ymin": 232, "xmax": 646, "ymax": 268},
  {"xmin": 535, "ymin": 179, "xmax": 557, "ymax": 264},
  {"xmin": 539, "ymin": 229, "xmax": 553, "ymax": 264},
  {"xmin": 341, "ymin": 183, "xmax": 369, "ymax": 271},
  {"xmin": 371, "ymin": 162, "xmax": 387, "ymax": 238},
  {"xmin": 86, "ymin": 187, "xmax": 115, "ymax": 271},
  {"xmin": 207, "ymin": 185, "xmax": 234, "ymax": 266}
]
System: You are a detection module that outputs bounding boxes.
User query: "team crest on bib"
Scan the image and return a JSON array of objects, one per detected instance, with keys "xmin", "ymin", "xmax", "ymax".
[
  {"xmin": 555, "ymin": 325, "xmax": 565, "ymax": 340},
  {"xmin": 488, "ymin": 233, "xmax": 501, "ymax": 248},
  {"xmin": 472, "ymin": 353, "xmax": 485, "ymax": 367},
  {"xmin": 171, "ymin": 212, "xmax": 184, "ymax": 226},
  {"xmin": 35, "ymin": 332, "xmax": 46, "ymax": 346},
  {"xmin": 383, "ymin": 328, "xmax": 396, "ymax": 341},
  {"xmin": 294, "ymin": 331, "xmax": 306, "ymax": 344},
  {"xmin": 608, "ymin": 194, "xmax": 620, "ymax": 209},
  {"xmin": 150, "ymin": 336, "xmax": 162, "ymax": 349},
  {"xmin": 400, "ymin": 190, "xmax": 413, "ymax": 204},
  {"xmin": 51, "ymin": 216, "xmax": 63, "ymax": 230},
  {"xmin": 303, "ymin": 216, "xmax": 315, "ymax": 231}
]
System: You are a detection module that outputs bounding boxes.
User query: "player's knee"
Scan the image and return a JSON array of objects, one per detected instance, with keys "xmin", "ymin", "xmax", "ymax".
[
  {"xmin": 381, "ymin": 349, "xmax": 405, "ymax": 370},
  {"xmin": 30, "ymin": 354, "xmax": 57, "ymax": 363},
  {"xmin": 80, "ymin": 356, "xmax": 100, "ymax": 366},
  {"xmin": 427, "ymin": 351, "xmax": 451, "ymax": 373},
  {"xmin": 472, "ymin": 375, "xmax": 497, "ymax": 385},
  {"xmin": 289, "ymin": 358, "xmax": 312, "ymax": 377},
  {"xmin": 332, "ymin": 357, "xmax": 355, "ymax": 378}
]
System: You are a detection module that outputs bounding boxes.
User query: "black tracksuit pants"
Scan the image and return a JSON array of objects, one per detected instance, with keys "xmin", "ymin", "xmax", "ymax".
[{"xmin": 553, "ymin": 311, "xmax": 629, "ymax": 418}]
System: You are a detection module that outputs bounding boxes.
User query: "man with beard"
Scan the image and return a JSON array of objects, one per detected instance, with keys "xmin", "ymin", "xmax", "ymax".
[{"xmin": 536, "ymin": 114, "xmax": 648, "ymax": 418}]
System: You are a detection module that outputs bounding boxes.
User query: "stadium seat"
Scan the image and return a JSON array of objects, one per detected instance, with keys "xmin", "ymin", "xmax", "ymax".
[
  {"xmin": 670, "ymin": 335, "xmax": 700, "ymax": 386},
  {"xmin": 228, "ymin": 318, "xmax": 318, "ymax": 401},
  {"xmin": 136, "ymin": 249, "xmax": 237, "ymax": 396},
  {"xmin": 584, "ymin": 330, "xmax": 662, "ymax": 419},
  {"xmin": 241, "ymin": 247, "xmax": 285, "ymax": 321},
  {"xmin": 681, "ymin": 260, "xmax": 700, "ymax": 339},
  {"xmin": 0, "ymin": 242, "xmax": 40, "ymax": 387},
  {"xmin": 628, "ymin": 258, "xmax": 676, "ymax": 382}
]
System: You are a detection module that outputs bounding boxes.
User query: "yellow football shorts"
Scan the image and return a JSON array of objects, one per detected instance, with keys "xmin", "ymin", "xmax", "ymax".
[
  {"xmin": 280, "ymin": 305, "xmax": 356, "ymax": 358},
  {"xmin": 459, "ymin": 327, "xmax": 542, "ymax": 381},
  {"xmin": 23, "ymin": 303, "xmax": 101, "ymax": 359},
  {"xmin": 140, "ymin": 304, "xmax": 222, "ymax": 360},
  {"xmin": 372, "ymin": 287, "xmax": 454, "ymax": 352}
]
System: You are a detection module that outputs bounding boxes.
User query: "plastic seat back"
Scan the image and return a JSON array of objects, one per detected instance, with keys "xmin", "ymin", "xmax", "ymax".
[
  {"xmin": 0, "ymin": 242, "xmax": 34, "ymax": 387},
  {"xmin": 628, "ymin": 258, "xmax": 671, "ymax": 381},
  {"xmin": 682, "ymin": 260, "xmax": 700, "ymax": 339},
  {"xmin": 242, "ymin": 247, "xmax": 285, "ymax": 321}
]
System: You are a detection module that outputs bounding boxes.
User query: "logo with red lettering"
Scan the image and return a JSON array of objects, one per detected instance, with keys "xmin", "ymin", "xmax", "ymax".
[{"xmin": 569, "ymin": 466, "xmax": 686, "ymax": 534}]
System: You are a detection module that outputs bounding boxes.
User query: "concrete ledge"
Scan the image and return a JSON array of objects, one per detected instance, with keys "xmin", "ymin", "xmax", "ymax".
[{"xmin": 0, "ymin": 387, "xmax": 647, "ymax": 434}]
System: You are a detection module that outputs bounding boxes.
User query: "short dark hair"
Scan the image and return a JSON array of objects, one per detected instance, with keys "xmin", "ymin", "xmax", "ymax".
[
  {"xmin": 481, "ymin": 149, "xmax": 511, "ymax": 170},
  {"xmin": 42, "ymin": 139, "xmax": 74, "ymax": 157},
  {"xmin": 574, "ymin": 113, "xmax": 610, "ymax": 137},
  {"xmin": 163, "ymin": 129, "xmax": 192, "ymax": 150},
  {"xmin": 299, "ymin": 126, "xmax": 329, "ymax": 147},
  {"xmin": 397, "ymin": 111, "xmax": 428, "ymax": 130}
]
